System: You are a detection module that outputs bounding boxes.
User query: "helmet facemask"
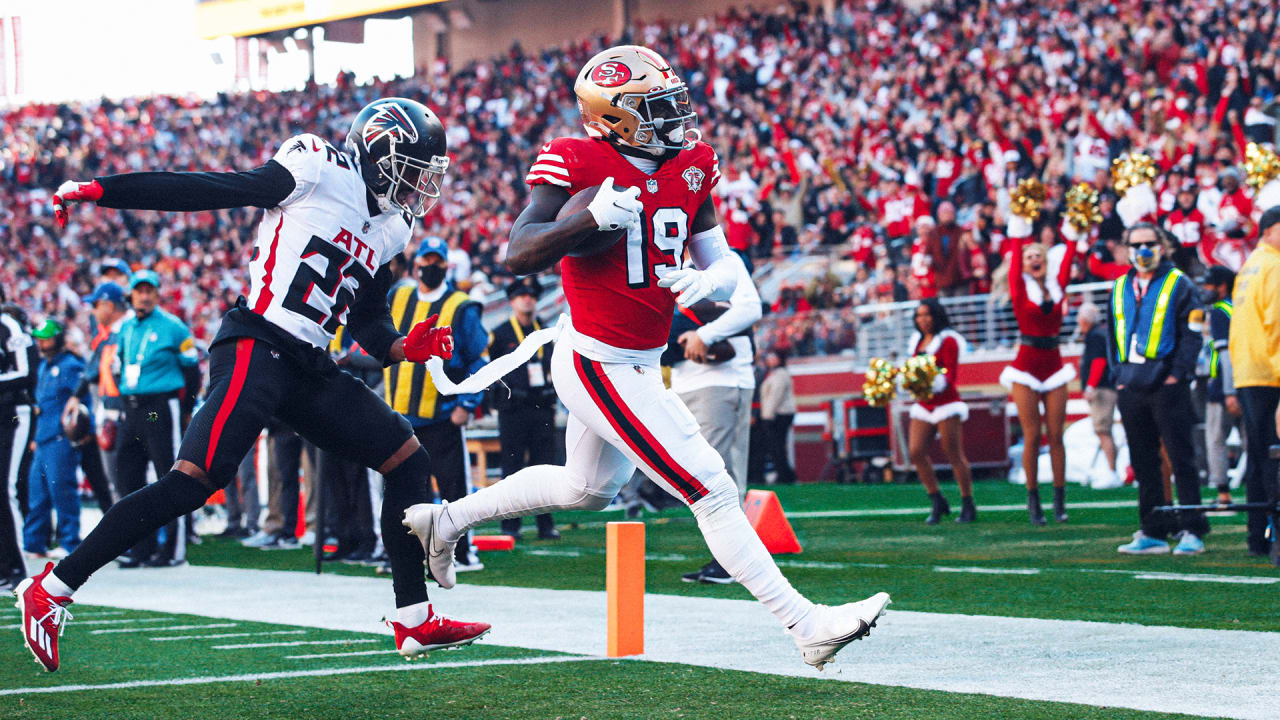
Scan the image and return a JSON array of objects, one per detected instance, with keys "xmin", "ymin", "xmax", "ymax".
[
  {"xmin": 374, "ymin": 150, "xmax": 449, "ymax": 218},
  {"xmin": 618, "ymin": 85, "xmax": 698, "ymax": 155}
]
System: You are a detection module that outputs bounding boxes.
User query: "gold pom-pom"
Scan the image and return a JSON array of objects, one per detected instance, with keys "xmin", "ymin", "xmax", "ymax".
[
  {"xmin": 900, "ymin": 354, "xmax": 944, "ymax": 402},
  {"xmin": 861, "ymin": 358, "xmax": 899, "ymax": 408},
  {"xmin": 1110, "ymin": 153, "xmax": 1158, "ymax": 197},
  {"xmin": 1009, "ymin": 178, "xmax": 1047, "ymax": 220},
  {"xmin": 1244, "ymin": 143, "xmax": 1280, "ymax": 192},
  {"xmin": 1064, "ymin": 182, "xmax": 1103, "ymax": 233}
]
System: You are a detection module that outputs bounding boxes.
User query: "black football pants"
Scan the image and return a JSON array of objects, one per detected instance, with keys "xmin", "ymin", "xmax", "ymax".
[
  {"xmin": 56, "ymin": 337, "xmax": 434, "ymax": 607},
  {"xmin": 413, "ymin": 422, "xmax": 472, "ymax": 563},
  {"xmin": 1117, "ymin": 382, "xmax": 1208, "ymax": 539},
  {"xmin": 0, "ymin": 404, "xmax": 34, "ymax": 577},
  {"xmin": 1237, "ymin": 386, "xmax": 1280, "ymax": 554}
]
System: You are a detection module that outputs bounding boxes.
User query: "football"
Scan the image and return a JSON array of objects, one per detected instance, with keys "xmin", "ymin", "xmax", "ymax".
[{"xmin": 558, "ymin": 185, "xmax": 627, "ymax": 258}]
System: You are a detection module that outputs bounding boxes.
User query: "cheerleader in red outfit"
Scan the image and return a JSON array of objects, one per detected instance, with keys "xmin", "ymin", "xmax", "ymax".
[
  {"xmin": 999, "ymin": 216, "xmax": 1077, "ymax": 525},
  {"xmin": 907, "ymin": 299, "xmax": 976, "ymax": 525}
]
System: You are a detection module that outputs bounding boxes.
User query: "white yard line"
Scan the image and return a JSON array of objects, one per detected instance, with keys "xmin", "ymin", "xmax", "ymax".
[
  {"xmin": 0, "ymin": 655, "xmax": 597, "ymax": 696},
  {"xmin": 285, "ymin": 649, "xmax": 400, "ymax": 660},
  {"xmin": 68, "ymin": 564, "xmax": 1280, "ymax": 720},
  {"xmin": 91, "ymin": 623, "xmax": 238, "ymax": 635},
  {"xmin": 528, "ymin": 546, "xmax": 1272, "ymax": 586},
  {"xmin": 152, "ymin": 630, "xmax": 308, "ymax": 642},
  {"xmin": 933, "ymin": 566, "xmax": 1041, "ymax": 575},
  {"xmin": 787, "ymin": 500, "xmax": 1136, "ymax": 518},
  {"xmin": 2, "ymin": 617, "xmax": 175, "ymax": 630},
  {"xmin": 213, "ymin": 638, "xmax": 380, "ymax": 650}
]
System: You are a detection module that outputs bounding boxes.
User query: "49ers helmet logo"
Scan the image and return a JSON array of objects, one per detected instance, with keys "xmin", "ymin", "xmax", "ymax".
[
  {"xmin": 362, "ymin": 102, "xmax": 419, "ymax": 146},
  {"xmin": 590, "ymin": 61, "xmax": 632, "ymax": 87}
]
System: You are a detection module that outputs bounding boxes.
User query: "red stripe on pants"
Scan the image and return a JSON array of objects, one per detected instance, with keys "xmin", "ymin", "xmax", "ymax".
[
  {"xmin": 204, "ymin": 337, "xmax": 255, "ymax": 471},
  {"xmin": 573, "ymin": 353, "xmax": 708, "ymax": 502}
]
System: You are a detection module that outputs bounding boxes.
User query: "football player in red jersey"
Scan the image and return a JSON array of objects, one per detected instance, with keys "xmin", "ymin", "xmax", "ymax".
[{"xmin": 405, "ymin": 46, "xmax": 890, "ymax": 670}]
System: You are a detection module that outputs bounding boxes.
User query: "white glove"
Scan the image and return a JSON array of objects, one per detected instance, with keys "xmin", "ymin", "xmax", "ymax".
[
  {"xmin": 1116, "ymin": 182, "xmax": 1156, "ymax": 227},
  {"xmin": 1060, "ymin": 219, "xmax": 1090, "ymax": 253},
  {"xmin": 931, "ymin": 370, "xmax": 948, "ymax": 394},
  {"xmin": 658, "ymin": 266, "xmax": 718, "ymax": 307},
  {"xmin": 1257, "ymin": 179, "xmax": 1280, "ymax": 214},
  {"xmin": 586, "ymin": 176, "xmax": 642, "ymax": 232},
  {"xmin": 1007, "ymin": 214, "xmax": 1033, "ymax": 238}
]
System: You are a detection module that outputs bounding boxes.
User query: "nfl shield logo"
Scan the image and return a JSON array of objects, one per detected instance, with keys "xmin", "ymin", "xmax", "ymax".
[
  {"xmin": 646, "ymin": 178, "xmax": 659, "ymax": 194},
  {"xmin": 362, "ymin": 221, "xmax": 371, "ymax": 233}
]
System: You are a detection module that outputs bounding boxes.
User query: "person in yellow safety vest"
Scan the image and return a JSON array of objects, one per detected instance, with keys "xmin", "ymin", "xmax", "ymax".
[
  {"xmin": 1108, "ymin": 223, "xmax": 1208, "ymax": 556},
  {"xmin": 1227, "ymin": 206, "xmax": 1280, "ymax": 559},
  {"xmin": 383, "ymin": 236, "xmax": 489, "ymax": 572},
  {"xmin": 1199, "ymin": 266, "xmax": 1239, "ymax": 506}
]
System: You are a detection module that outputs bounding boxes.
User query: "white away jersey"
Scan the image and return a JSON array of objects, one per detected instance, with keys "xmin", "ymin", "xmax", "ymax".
[{"xmin": 246, "ymin": 134, "xmax": 413, "ymax": 350}]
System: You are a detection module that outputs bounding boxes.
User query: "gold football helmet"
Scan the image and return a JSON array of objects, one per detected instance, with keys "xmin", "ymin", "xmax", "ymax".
[{"xmin": 574, "ymin": 45, "xmax": 698, "ymax": 154}]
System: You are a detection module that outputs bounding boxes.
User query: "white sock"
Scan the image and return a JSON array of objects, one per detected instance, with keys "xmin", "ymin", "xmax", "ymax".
[
  {"xmin": 44, "ymin": 571, "xmax": 74, "ymax": 599},
  {"xmin": 690, "ymin": 473, "xmax": 817, "ymax": 633},
  {"xmin": 439, "ymin": 464, "xmax": 605, "ymax": 543},
  {"xmin": 397, "ymin": 601, "xmax": 431, "ymax": 626}
]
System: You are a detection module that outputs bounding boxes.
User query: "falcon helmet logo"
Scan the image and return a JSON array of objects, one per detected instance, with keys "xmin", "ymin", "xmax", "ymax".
[
  {"xmin": 362, "ymin": 102, "xmax": 419, "ymax": 147},
  {"xmin": 682, "ymin": 167, "xmax": 705, "ymax": 193},
  {"xmin": 590, "ymin": 61, "xmax": 632, "ymax": 88}
]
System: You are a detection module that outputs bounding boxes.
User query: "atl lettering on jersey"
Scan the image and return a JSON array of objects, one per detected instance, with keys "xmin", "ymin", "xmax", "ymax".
[{"xmin": 248, "ymin": 133, "xmax": 412, "ymax": 349}]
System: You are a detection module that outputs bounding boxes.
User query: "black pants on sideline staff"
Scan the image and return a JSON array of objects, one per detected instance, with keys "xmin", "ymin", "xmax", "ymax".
[
  {"xmin": 267, "ymin": 424, "xmax": 304, "ymax": 537},
  {"xmin": 117, "ymin": 392, "xmax": 186, "ymax": 563},
  {"xmin": 765, "ymin": 413, "xmax": 796, "ymax": 484},
  {"xmin": 1237, "ymin": 386, "xmax": 1280, "ymax": 554},
  {"xmin": 75, "ymin": 437, "xmax": 113, "ymax": 514},
  {"xmin": 320, "ymin": 448, "xmax": 376, "ymax": 554},
  {"xmin": 413, "ymin": 422, "xmax": 471, "ymax": 564},
  {"xmin": 1117, "ymin": 382, "xmax": 1208, "ymax": 539},
  {"xmin": 497, "ymin": 406, "xmax": 557, "ymax": 538},
  {"xmin": 0, "ymin": 404, "xmax": 34, "ymax": 580}
]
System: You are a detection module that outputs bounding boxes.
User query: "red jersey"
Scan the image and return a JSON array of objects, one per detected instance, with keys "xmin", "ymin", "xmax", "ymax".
[
  {"xmin": 1163, "ymin": 206, "xmax": 1206, "ymax": 248},
  {"xmin": 526, "ymin": 137, "xmax": 720, "ymax": 351}
]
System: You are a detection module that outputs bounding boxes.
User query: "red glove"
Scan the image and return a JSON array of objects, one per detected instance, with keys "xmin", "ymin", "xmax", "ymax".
[
  {"xmin": 403, "ymin": 314, "xmax": 454, "ymax": 363},
  {"xmin": 52, "ymin": 179, "xmax": 104, "ymax": 229}
]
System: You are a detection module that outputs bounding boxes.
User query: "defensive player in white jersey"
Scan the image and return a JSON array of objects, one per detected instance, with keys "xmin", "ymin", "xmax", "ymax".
[
  {"xmin": 403, "ymin": 46, "xmax": 891, "ymax": 670},
  {"xmin": 16, "ymin": 98, "xmax": 490, "ymax": 672}
]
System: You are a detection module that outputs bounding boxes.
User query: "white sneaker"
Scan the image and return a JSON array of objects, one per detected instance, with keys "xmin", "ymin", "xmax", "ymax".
[
  {"xmin": 403, "ymin": 503, "xmax": 456, "ymax": 589},
  {"xmin": 792, "ymin": 591, "xmax": 891, "ymax": 670}
]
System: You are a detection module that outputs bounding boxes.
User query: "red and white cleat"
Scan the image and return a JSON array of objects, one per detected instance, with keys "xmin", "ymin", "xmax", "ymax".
[
  {"xmin": 14, "ymin": 562, "xmax": 74, "ymax": 672},
  {"xmin": 386, "ymin": 606, "xmax": 490, "ymax": 659}
]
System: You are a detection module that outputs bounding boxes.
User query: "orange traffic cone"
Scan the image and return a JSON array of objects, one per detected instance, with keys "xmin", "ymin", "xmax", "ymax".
[
  {"xmin": 473, "ymin": 535, "xmax": 516, "ymax": 551},
  {"xmin": 743, "ymin": 489, "xmax": 802, "ymax": 554}
]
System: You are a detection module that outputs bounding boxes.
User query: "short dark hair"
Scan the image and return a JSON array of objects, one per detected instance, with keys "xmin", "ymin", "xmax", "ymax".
[
  {"xmin": 1122, "ymin": 222, "xmax": 1161, "ymax": 245},
  {"xmin": 916, "ymin": 298, "xmax": 951, "ymax": 333}
]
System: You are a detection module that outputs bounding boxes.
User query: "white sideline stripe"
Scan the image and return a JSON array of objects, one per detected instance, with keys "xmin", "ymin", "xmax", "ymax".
[
  {"xmin": 92, "ymin": 623, "xmax": 238, "ymax": 635},
  {"xmin": 787, "ymin": 500, "xmax": 1135, "ymax": 518},
  {"xmin": 0, "ymin": 655, "xmax": 596, "ymax": 696},
  {"xmin": 3, "ymin": 617, "xmax": 175, "ymax": 630},
  {"xmin": 935, "ymin": 566, "xmax": 1041, "ymax": 576},
  {"xmin": 213, "ymin": 638, "xmax": 379, "ymax": 650},
  {"xmin": 285, "ymin": 649, "xmax": 400, "ymax": 660},
  {"xmin": 153, "ymin": 630, "xmax": 308, "ymax": 642}
]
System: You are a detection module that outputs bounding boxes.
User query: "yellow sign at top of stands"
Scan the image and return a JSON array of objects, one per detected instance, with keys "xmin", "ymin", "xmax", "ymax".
[{"xmin": 194, "ymin": 0, "xmax": 446, "ymax": 39}]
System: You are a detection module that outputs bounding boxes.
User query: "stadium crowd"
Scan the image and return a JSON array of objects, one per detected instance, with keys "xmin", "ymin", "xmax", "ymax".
[{"xmin": 2, "ymin": 0, "xmax": 1280, "ymax": 565}]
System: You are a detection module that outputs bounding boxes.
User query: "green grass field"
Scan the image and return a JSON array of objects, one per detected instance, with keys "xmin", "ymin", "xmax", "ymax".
[
  {"xmin": 193, "ymin": 482, "xmax": 1279, "ymax": 631},
  {"xmin": 2, "ymin": 480, "xmax": 1272, "ymax": 719}
]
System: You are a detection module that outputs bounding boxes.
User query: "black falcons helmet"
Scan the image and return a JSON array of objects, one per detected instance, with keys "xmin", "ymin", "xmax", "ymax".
[{"xmin": 345, "ymin": 98, "xmax": 449, "ymax": 218}]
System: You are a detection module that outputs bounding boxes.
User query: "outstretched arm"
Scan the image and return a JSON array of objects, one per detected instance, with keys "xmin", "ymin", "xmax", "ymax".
[{"xmin": 53, "ymin": 161, "xmax": 297, "ymax": 227}]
